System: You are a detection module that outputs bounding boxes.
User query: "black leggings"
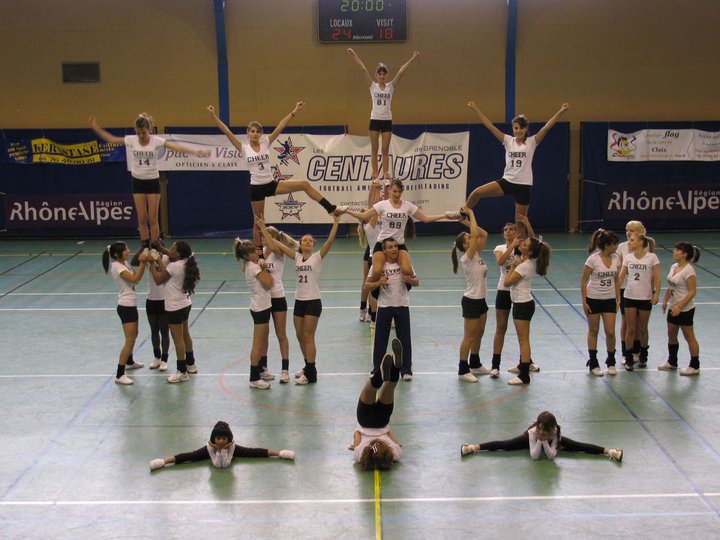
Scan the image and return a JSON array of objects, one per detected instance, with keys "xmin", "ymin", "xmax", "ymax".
[
  {"xmin": 147, "ymin": 310, "xmax": 170, "ymax": 356},
  {"xmin": 480, "ymin": 431, "xmax": 604, "ymax": 455}
]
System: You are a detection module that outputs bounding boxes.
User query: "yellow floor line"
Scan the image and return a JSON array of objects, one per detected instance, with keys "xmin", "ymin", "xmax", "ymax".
[{"xmin": 374, "ymin": 468, "xmax": 383, "ymax": 540}]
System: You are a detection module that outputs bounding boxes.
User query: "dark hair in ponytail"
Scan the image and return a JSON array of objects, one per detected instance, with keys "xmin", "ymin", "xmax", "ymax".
[
  {"xmin": 676, "ymin": 242, "xmax": 701, "ymax": 264},
  {"xmin": 174, "ymin": 241, "xmax": 200, "ymax": 295},
  {"xmin": 102, "ymin": 242, "xmax": 127, "ymax": 273},
  {"xmin": 451, "ymin": 231, "xmax": 467, "ymax": 274},
  {"xmin": 528, "ymin": 238, "xmax": 551, "ymax": 276},
  {"xmin": 588, "ymin": 228, "xmax": 619, "ymax": 253}
]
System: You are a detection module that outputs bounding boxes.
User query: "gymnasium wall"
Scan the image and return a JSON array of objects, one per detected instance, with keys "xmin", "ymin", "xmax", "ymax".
[{"xmin": 2, "ymin": 0, "xmax": 719, "ymax": 230}]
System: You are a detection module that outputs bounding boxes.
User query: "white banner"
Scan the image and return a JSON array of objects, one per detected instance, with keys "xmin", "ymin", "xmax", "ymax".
[
  {"xmin": 608, "ymin": 128, "xmax": 720, "ymax": 161},
  {"xmin": 157, "ymin": 132, "xmax": 469, "ymax": 223}
]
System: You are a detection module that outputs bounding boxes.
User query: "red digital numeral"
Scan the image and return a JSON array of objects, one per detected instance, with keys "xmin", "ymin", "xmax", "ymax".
[
  {"xmin": 332, "ymin": 28, "xmax": 352, "ymax": 40},
  {"xmin": 379, "ymin": 27, "xmax": 393, "ymax": 40}
]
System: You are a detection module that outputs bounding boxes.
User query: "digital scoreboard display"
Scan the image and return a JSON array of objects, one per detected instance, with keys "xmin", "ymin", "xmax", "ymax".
[{"xmin": 318, "ymin": 0, "xmax": 407, "ymax": 43}]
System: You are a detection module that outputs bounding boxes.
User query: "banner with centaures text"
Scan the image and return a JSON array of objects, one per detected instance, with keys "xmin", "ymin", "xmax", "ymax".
[
  {"xmin": 607, "ymin": 129, "xmax": 720, "ymax": 161},
  {"xmin": 163, "ymin": 131, "xmax": 469, "ymax": 223}
]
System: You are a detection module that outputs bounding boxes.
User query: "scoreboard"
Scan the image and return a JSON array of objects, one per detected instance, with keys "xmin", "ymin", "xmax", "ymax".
[{"xmin": 318, "ymin": 0, "xmax": 407, "ymax": 43}]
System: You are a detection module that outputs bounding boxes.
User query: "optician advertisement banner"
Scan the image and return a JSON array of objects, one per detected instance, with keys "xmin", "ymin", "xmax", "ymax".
[
  {"xmin": 607, "ymin": 129, "xmax": 720, "ymax": 161},
  {"xmin": 162, "ymin": 131, "xmax": 470, "ymax": 223}
]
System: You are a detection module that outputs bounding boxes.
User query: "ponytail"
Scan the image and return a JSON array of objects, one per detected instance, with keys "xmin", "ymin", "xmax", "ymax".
[
  {"xmin": 529, "ymin": 238, "xmax": 551, "ymax": 276},
  {"xmin": 358, "ymin": 222, "xmax": 367, "ymax": 248},
  {"xmin": 102, "ymin": 242, "xmax": 127, "ymax": 273},
  {"xmin": 173, "ymin": 241, "xmax": 200, "ymax": 295},
  {"xmin": 589, "ymin": 228, "xmax": 619, "ymax": 253},
  {"xmin": 451, "ymin": 231, "xmax": 466, "ymax": 274},
  {"xmin": 233, "ymin": 238, "xmax": 255, "ymax": 262}
]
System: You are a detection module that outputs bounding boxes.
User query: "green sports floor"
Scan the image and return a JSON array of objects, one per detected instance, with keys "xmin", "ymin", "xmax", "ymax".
[{"xmin": 1, "ymin": 233, "xmax": 719, "ymax": 539}]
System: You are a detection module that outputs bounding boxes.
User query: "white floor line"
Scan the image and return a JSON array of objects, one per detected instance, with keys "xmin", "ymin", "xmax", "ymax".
[{"xmin": 1, "ymin": 491, "xmax": 718, "ymax": 506}]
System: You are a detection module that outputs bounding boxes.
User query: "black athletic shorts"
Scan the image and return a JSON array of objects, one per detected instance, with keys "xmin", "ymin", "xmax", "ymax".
[
  {"xmin": 512, "ymin": 300, "xmax": 535, "ymax": 321},
  {"xmin": 117, "ymin": 305, "xmax": 139, "ymax": 324},
  {"xmin": 132, "ymin": 176, "xmax": 161, "ymax": 194},
  {"xmin": 623, "ymin": 298, "xmax": 652, "ymax": 311},
  {"xmin": 145, "ymin": 298, "xmax": 166, "ymax": 316},
  {"xmin": 357, "ymin": 399, "xmax": 394, "ymax": 429},
  {"xmin": 372, "ymin": 241, "xmax": 408, "ymax": 254},
  {"xmin": 462, "ymin": 296, "xmax": 489, "ymax": 319},
  {"xmin": 369, "ymin": 119, "xmax": 393, "ymax": 133},
  {"xmin": 294, "ymin": 298, "xmax": 322, "ymax": 318},
  {"xmin": 271, "ymin": 296, "xmax": 288, "ymax": 313},
  {"xmin": 619, "ymin": 289, "xmax": 626, "ymax": 315},
  {"xmin": 167, "ymin": 305, "xmax": 191, "ymax": 324},
  {"xmin": 495, "ymin": 289, "xmax": 512, "ymax": 311},
  {"xmin": 250, "ymin": 181, "xmax": 279, "ymax": 202},
  {"xmin": 251, "ymin": 307, "xmax": 271, "ymax": 324},
  {"xmin": 497, "ymin": 178, "xmax": 532, "ymax": 206},
  {"xmin": 586, "ymin": 297, "xmax": 617, "ymax": 314},
  {"xmin": 667, "ymin": 307, "xmax": 694, "ymax": 326}
]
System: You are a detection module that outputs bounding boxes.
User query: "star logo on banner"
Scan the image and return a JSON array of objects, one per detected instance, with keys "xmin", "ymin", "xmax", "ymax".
[
  {"xmin": 272, "ymin": 165, "xmax": 293, "ymax": 182},
  {"xmin": 274, "ymin": 137, "xmax": 304, "ymax": 166},
  {"xmin": 275, "ymin": 192, "xmax": 306, "ymax": 221}
]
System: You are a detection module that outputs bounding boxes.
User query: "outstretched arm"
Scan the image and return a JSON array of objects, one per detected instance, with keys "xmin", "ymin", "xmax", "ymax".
[
  {"xmin": 347, "ymin": 48, "xmax": 374, "ymax": 85},
  {"xmin": 467, "ymin": 102, "xmax": 505, "ymax": 142},
  {"xmin": 464, "ymin": 208, "xmax": 488, "ymax": 261},
  {"xmin": 207, "ymin": 105, "xmax": 244, "ymax": 153},
  {"xmin": 164, "ymin": 139, "xmax": 210, "ymax": 158},
  {"xmin": 413, "ymin": 209, "xmax": 454, "ymax": 223},
  {"xmin": 88, "ymin": 116, "xmax": 125, "ymax": 145},
  {"xmin": 390, "ymin": 51, "xmax": 420, "ymax": 86},
  {"xmin": 255, "ymin": 217, "xmax": 296, "ymax": 258},
  {"xmin": 268, "ymin": 102, "xmax": 305, "ymax": 144},
  {"xmin": 345, "ymin": 207, "xmax": 378, "ymax": 222},
  {"xmin": 319, "ymin": 215, "xmax": 341, "ymax": 259},
  {"xmin": 535, "ymin": 102, "xmax": 569, "ymax": 144},
  {"xmin": 517, "ymin": 214, "xmax": 536, "ymax": 239}
]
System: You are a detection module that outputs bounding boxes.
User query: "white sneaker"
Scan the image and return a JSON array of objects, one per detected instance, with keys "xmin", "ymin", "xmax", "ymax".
[
  {"xmin": 607, "ymin": 366, "xmax": 617, "ymax": 376},
  {"xmin": 260, "ymin": 370, "xmax": 276, "ymax": 381},
  {"xmin": 159, "ymin": 361, "xmax": 168, "ymax": 372},
  {"xmin": 444, "ymin": 211, "xmax": 462, "ymax": 220},
  {"xmin": 359, "ymin": 308, "xmax": 367, "ymax": 321},
  {"xmin": 402, "ymin": 373, "xmax": 413, "ymax": 381},
  {"xmin": 115, "ymin": 374, "xmax": 134, "ymax": 385},
  {"xmin": 149, "ymin": 358, "xmax": 162, "ymax": 369},
  {"xmin": 186, "ymin": 365, "xmax": 198, "ymax": 375},
  {"xmin": 335, "ymin": 204, "xmax": 349, "ymax": 213},
  {"xmin": 279, "ymin": 450, "xmax": 295, "ymax": 460},
  {"xmin": 295, "ymin": 374, "xmax": 310, "ymax": 385},
  {"xmin": 507, "ymin": 376, "xmax": 528, "ymax": 385},
  {"xmin": 489, "ymin": 368, "xmax": 500, "ymax": 379},
  {"xmin": 125, "ymin": 361, "xmax": 144, "ymax": 370},
  {"xmin": 295, "ymin": 368, "xmax": 305, "ymax": 378},
  {"xmin": 364, "ymin": 312, "xmax": 372, "ymax": 322},
  {"xmin": 369, "ymin": 320, "xmax": 375, "ymax": 329},
  {"xmin": 680, "ymin": 367, "xmax": 700, "ymax": 376},
  {"xmin": 657, "ymin": 363, "xmax": 678, "ymax": 371},
  {"xmin": 470, "ymin": 366, "xmax": 491, "ymax": 376},
  {"xmin": 167, "ymin": 371, "xmax": 190, "ymax": 383},
  {"xmin": 529, "ymin": 363, "xmax": 540, "ymax": 372},
  {"xmin": 460, "ymin": 444, "xmax": 477, "ymax": 456},
  {"xmin": 606, "ymin": 448, "xmax": 623, "ymax": 462},
  {"xmin": 508, "ymin": 366, "xmax": 519, "ymax": 374},
  {"xmin": 249, "ymin": 379, "xmax": 271, "ymax": 389},
  {"xmin": 279, "ymin": 370, "xmax": 290, "ymax": 384},
  {"xmin": 590, "ymin": 367, "xmax": 604, "ymax": 377},
  {"xmin": 459, "ymin": 372, "xmax": 478, "ymax": 383}
]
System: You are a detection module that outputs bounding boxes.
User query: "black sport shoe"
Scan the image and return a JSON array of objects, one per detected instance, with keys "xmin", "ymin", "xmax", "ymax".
[
  {"xmin": 380, "ymin": 354, "xmax": 394, "ymax": 382},
  {"xmin": 391, "ymin": 338, "xmax": 403, "ymax": 369}
]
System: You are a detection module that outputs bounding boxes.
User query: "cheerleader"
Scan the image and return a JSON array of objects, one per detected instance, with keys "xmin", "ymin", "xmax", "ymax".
[
  {"xmin": 346, "ymin": 48, "xmax": 420, "ymax": 181},
  {"xmin": 207, "ymin": 104, "xmax": 340, "ymax": 250},
  {"xmin": 102, "ymin": 242, "xmax": 147, "ymax": 385},
  {"xmin": 659, "ymin": 243, "xmax": 700, "ymax": 375},
  {"xmin": 617, "ymin": 220, "xmax": 655, "ymax": 365},
  {"xmin": 503, "ymin": 225, "xmax": 551, "ymax": 385},
  {"xmin": 258, "ymin": 215, "xmax": 341, "ymax": 384},
  {"xmin": 357, "ymin": 180, "xmax": 384, "ymax": 322},
  {"xmin": 460, "ymin": 411, "xmax": 623, "ymax": 462},
  {"xmin": 343, "ymin": 179, "xmax": 453, "ymax": 282},
  {"xmin": 461, "ymin": 102, "xmax": 569, "ymax": 239},
  {"xmin": 366, "ymin": 238, "xmax": 420, "ymax": 380},
  {"xmin": 149, "ymin": 241, "xmax": 201, "ymax": 383},
  {"xmin": 580, "ymin": 229, "xmax": 621, "ymax": 376},
  {"xmin": 89, "ymin": 114, "xmax": 209, "ymax": 247},
  {"xmin": 149, "ymin": 421, "xmax": 294, "ymax": 471},
  {"xmin": 450, "ymin": 208, "xmax": 490, "ymax": 382},
  {"xmin": 616, "ymin": 233, "xmax": 661, "ymax": 371},
  {"xmin": 349, "ymin": 339, "xmax": 404, "ymax": 471},
  {"xmin": 259, "ymin": 225, "xmax": 300, "ymax": 384},
  {"xmin": 234, "ymin": 238, "xmax": 275, "ymax": 389}
]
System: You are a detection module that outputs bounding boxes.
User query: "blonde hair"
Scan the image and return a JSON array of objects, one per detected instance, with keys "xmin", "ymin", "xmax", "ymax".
[
  {"xmin": 265, "ymin": 226, "xmax": 299, "ymax": 250},
  {"xmin": 134, "ymin": 113, "xmax": 155, "ymax": 132},
  {"xmin": 247, "ymin": 121, "xmax": 263, "ymax": 133},
  {"xmin": 625, "ymin": 220, "xmax": 646, "ymax": 235}
]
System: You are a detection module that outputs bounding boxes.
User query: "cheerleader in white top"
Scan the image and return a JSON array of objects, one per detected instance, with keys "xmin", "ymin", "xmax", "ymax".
[
  {"xmin": 102, "ymin": 242, "xmax": 148, "ymax": 385},
  {"xmin": 89, "ymin": 114, "xmax": 209, "ymax": 248},
  {"xmin": 347, "ymin": 48, "xmax": 420, "ymax": 181},
  {"xmin": 234, "ymin": 238, "xmax": 275, "ymax": 389},
  {"xmin": 357, "ymin": 180, "xmax": 384, "ymax": 322},
  {"xmin": 450, "ymin": 208, "xmax": 491, "ymax": 382},
  {"xmin": 260, "ymin": 215, "xmax": 341, "ymax": 384},
  {"xmin": 503, "ymin": 230, "xmax": 552, "ymax": 385},
  {"xmin": 460, "ymin": 411, "xmax": 623, "ymax": 462},
  {"xmin": 581, "ymin": 229, "xmax": 621, "ymax": 376},
  {"xmin": 344, "ymin": 179, "xmax": 452, "ymax": 281},
  {"xmin": 617, "ymin": 221, "xmax": 655, "ymax": 364},
  {"xmin": 659, "ymin": 243, "xmax": 701, "ymax": 376},
  {"xmin": 149, "ymin": 241, "xmax": 201, "ymax": 383},
  {"xmin": 461, "ymin": 102, "xmax": 569, "ymax": 239},
  {"xmin": 616, "ymin": 233, "xmax": 661, "ymax": 371},
  {"xmin": 350, "ymin": 339, "xmax": 404, "ymax": 471},
  {"xmin": 207, "ymin": 104, "xmax": 340, "ymax": 250}
]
